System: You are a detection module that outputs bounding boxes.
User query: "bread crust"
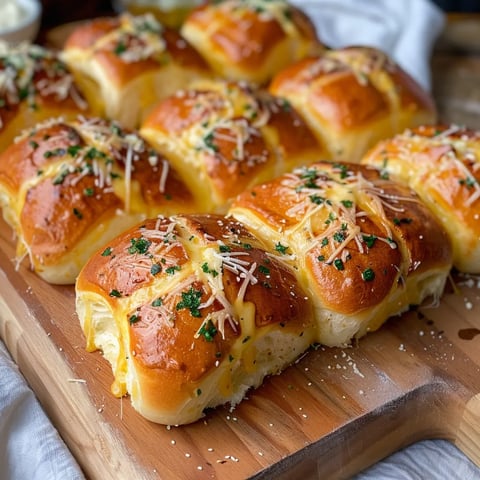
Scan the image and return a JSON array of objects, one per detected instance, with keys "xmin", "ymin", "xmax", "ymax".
[
  {"xmin": 0, "ymin": 117, "xmax": 196, "ymax": 283},
  {"xmin": 140, "ymin": 79, "xmax": 326, "ymax": 211},
  {"xmin": 361, "ymin": 124, "xmax": 480, "ymax": 273},
  {"xmin": 76, "ymin": 214, "xmax": 314, "ymax": 424},
  {"xmin": 62, "ymin": 13, "xmax": 210, "ymax": 128},
  {"xmin": 269, "ymin": 47, "xmax": 436, "ymax": 162},
  {"xmin": 0, "ymin": 43, "xmax": 89, "ymax": 153},
  {"xmin": 181, "ymin": 0, "xmax": 322, "ymax": 84},
  {"xmin": 230, "ymin": 161, "xmax": 452, "ymax": 344}
]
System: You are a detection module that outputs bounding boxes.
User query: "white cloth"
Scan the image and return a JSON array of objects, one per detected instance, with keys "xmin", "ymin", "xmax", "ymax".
[
  {"xmin": 0, "ymin": 340, "xmax": 85, "ymax": 480},
  {"xmin": 290, "ymin": 0, "xmax": 446, "ymax": 91}
]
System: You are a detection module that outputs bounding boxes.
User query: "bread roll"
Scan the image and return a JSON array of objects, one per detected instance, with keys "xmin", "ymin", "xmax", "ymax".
[
  {"xmin": 229, "ymin": 161, "xmax": 453, "ymax": 346},
  {"xmin": 0, "ymin": 41, "xmax": 89, "ymax": 153},
  {"xmin": 75, "ymin": 214, "xmax": 315, "ymax": 425},
  {"xmin": 361, "ymin": 124, "xmax": 480, "ymax": 273},
  {"xmin": 0, "ymin": 116, "xmax": 195, "ymax": 284},
  {"xmin": 181, "ymin": 0, "xmax": 322, "ymax": 85},
  {"xmin": 61, "ymin": 13, "xmax": 211, "ymax": 129},
  {"xmin": 140, "ymin": 78, "xmax": 326, "ymax": 211},
  {"xmin": 269, "ymin": 46, "xmax": 437, "ymax": 163}
]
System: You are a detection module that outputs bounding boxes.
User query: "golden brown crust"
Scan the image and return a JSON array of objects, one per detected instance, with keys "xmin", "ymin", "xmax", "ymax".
[
  {"xmin": 269, "ymin": 46, "xmax": 437, "ymax": 162},
  {"xmin": 140, "ymin": 79, "xmax": 326, "ymax": 211},
  {"xmin": 0, "ymin": 117, "xmax": 196, "ymax": 283},
  {"xmin": 76, "ymin": 214, "xmax": 314, "ymax": 421},
  {"xmin": 361, "ymin": 124, "xmax": 480, "ymax": 273},
  {"xmin": 0, "ymin": 43, "xmax": 89, "ymax": 152},
  {"xmin": 62, "ymin": 13, "xmax": 211, "ymax": 128},
  {"xmin": 181, "ymin": 0, "xmax": 322, "ymax": 84},
  {"xmin": 230, "ymin": 161, "xmax": 452, "ymax": 317}
]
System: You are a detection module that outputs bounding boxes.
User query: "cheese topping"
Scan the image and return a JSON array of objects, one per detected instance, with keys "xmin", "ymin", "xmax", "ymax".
[
  {"xmin": 93, "ymin": 13, "xmax": 167, "ymax": 64},
  {"xmin": 280, "ymin": 164, "xmax": 402, "ymax": 267},
  {"xmin": 18, "ymin": 116, "xmax": 162, "ymax": 216},
  {"xmin": 0, "ymin": 42, "xmax": 87, "ymax": 128}
]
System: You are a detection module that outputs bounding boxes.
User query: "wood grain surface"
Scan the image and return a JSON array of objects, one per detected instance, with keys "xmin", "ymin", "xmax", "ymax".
[
  {"xmin": 1, "ymin": 211, "xmax": 480, "ymax": 480},
  {"xmin": 1, "ymin": 16, "xmax": 480, "ymax": 480}
]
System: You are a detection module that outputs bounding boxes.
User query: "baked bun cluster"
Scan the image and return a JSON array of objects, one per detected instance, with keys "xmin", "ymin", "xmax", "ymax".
[
  {"xmin": 0, "ymin": 41, "xmax": 89, "ymax": 153},
  {"xmin": 140, "ymin": 78, "xmax": 325, "ymax": 211},
  {"xmin": 361, "ymin": 124, "xmax": 480, "ymax": 273},
  {"xmin": 0, "ymin": 78, "xmax": 328, "ymax": 282},
  {"xmin": 0, "ymin": 3, "xmax": 456, "ymax": 427},
  {"xmin": 75, "ymin": 161, "xmax": 453, "ymax": 424},
  {"xmin": 76, "ymin": 214, "xmax": 316, "ymax": 425},
  {"xmin": 269, "ymin": 46, "xmax": 437, "ymax": 163},
  {"xmin": 61, "ymin": 12, "xmax": 211, "ymax": 129},
  {"xmin": 230, "ymin": 161, "xmax": 453, "ymax": 346},
  {"xmin": 181, "ymin": 0, "xmax": 323, "ymax": 85},
  {"xmin": 0, "ymin": 116, "xmax": 195, "ymax": 284}
]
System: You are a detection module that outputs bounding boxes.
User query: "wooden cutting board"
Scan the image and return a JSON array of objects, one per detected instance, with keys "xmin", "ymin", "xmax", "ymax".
[
  {"xmin": 1, "ymin": 17, "xmax": 480, "ymax": 479},
  {"xmin": 1, "ymin": 213, "xmax": 480, "ymax": 480}
]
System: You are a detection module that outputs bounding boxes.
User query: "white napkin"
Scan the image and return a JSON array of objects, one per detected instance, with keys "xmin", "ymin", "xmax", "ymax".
[
  {"xmin": 0, "ymin": 340, "xmax": 85, "ymax": 480},
  {"xmin": 290, "ymin": 0, "xmax": 445, "ymax": 91}
]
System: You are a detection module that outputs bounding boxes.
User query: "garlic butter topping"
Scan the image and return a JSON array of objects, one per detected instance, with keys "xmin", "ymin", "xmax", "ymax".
[
  {"xmin": 96, "ymin": 13, "xmax": 167, "ymax": 64},
  {"xmin": 0, "ymin": 42, "xmax": 87, "ymax": 128}
]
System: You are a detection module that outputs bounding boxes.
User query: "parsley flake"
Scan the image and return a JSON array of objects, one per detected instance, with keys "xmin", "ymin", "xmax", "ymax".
[{"xmin": 176, "ymin": 287, "xmax": 203, "ymax": 318}]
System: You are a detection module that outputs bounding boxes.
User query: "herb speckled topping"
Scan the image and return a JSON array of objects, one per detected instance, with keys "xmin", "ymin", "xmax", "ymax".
[{"xmin": 0, "ymin": 42, "xmax": 87, "ymax": 127}]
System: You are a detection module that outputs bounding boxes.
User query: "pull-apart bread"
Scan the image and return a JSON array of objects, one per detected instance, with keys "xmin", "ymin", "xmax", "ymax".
[
  {"xmin": 61, "ymin": 13, "xmax": 210, "ymax": 129},
  {"xmin": 140, "ymin": 79, "xmax": 326, "ymax": 211},
  {"xmin": 362, "ymin": 124, "xmax": 480, "ymax": 273},
  {"xmin": 75, "ymin": 162, "xmax": 452, "ymax": 424},
  {"xmin": 230, "ymin": 161, "xmax": 453, "ymax": 347},
  {"xmin": 269, "ymin": 46, "xmax": 436, "ymax": 163},
  {"xmin": 181, "ymin": 0, "xmax": 323, "ymax": 85},
  {"xmin": 75, "ymin": 214, "xmax": 316, "ymax": 425},
  {"xmin": 0, "ymin": 116, "xmax": 195, "ymax": 284},
  {"xmin": 0, "ymin": 42, "xmax": 89, "ymax": 153}
]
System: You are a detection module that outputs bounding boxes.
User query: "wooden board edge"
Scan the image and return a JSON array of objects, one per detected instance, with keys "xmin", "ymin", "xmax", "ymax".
[{"xmin": 0, "ymin": 267, "xmax": 148, "ymax": 480}]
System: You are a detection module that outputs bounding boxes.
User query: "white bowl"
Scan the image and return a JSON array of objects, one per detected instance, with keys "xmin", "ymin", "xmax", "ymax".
[{"xmin": 0, "ymin": 0, "xmax": 41, "ymax": 44}]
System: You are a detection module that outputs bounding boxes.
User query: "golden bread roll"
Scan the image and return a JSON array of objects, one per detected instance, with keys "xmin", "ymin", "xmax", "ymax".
[
  {"xmin": 61, "ymin": 13, "xmax": 211, "ymax": 129},
  {"xmin": 181, "ymin": 0, "xmax": 322, "ymax": 85},
  {"xmin": 229, "ymin": 161, "xmax": 453, "ymax": 346},
  {"xmin": 75, "ymin": 214, "xmax": 315, "ymax": 425},
  {"xmin": 0, "ymin": 116, "xmax": 195, "ymax": 284},
  {"xmin": 140, "ymin": 78, "xmax": 326, "ymax": 211},
  {"xmin": 361, "ymin": 124, "xmax": 480, "ymax": 273},
  {"xmin": 0, "ymin": 42, "xmax": 89, "ymax": 153},
  {"xmin": 269, "ymin": 46, "xmax": 437, "ymax": 163}
]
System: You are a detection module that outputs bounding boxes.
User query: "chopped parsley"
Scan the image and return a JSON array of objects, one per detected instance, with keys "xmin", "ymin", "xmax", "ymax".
[
  {"xmin": 393, "ymin": 217, "xmax": 413, "ymax": 226},
  {"xmin": 101, "ymin": 246, "xmax": 113, "ymax": 256},
  {"xmin": 152, "ymin": 298, "xmax": 163, "ymax": 307},
  {"xmin": 83, "ymin": 187, "xmax": 94, "ymax": 197},
  {"xmin": 150, "ymin": 263, "xmax": 162, "ymax": 275},
  {"xmin": 128, "ymin": 237, "xmax": 151, "ymax": 255},
  {"xmin": 275, "ymin": 242, "xmax": 289, "ymax": 255},
  {"xmin": 258, "ymin": 265, "xmax": 270, "ymax": 276},
  {"xmin": 176, "ymin": 287, "xmax": 203, "ymax": 318},
  {"xmin": 362, "ymin": 234, "xmax": 377, "ymax": 248},
  {"xmin": 52, "ymin": 168, "xmax": 69, "ymax": 185},
  {"xmin": 201, "ymin": 262, "xmax": 218, "ymax": 277},
  {"xmin": 165, "ymin": 265, "xmax": 181, "ymax": 275},
  {"xmin": 198, "ymin": 319, "xmax": 217, "ymax": 342},
  {"xmin": 362, "ymin": 268, "xmax": 375, "ymax": 282},
  {"xmin": 333, "ymin": 259, "xmax": 344, "ymax": 271},
  {"xmin": 72, "ymin": 208, "xmax": 83, "ymax": 219},
  {"xmin": 459, "ymin": 176, "xmax": 477, "ymax": 188},
  {"xmin": 341, "ymin": 199, "xmax": 353, "ymax": 208},
  {"xmin": 219, "ymin": 244, "xmax": 231, "ymax": 253},
  {"xmin": 129, "ymin": 314, "xmax": 140, "ymax": 324},
  {"xmin": 109, "ymin": 289, "xmax": 122, "ymax": 298}
]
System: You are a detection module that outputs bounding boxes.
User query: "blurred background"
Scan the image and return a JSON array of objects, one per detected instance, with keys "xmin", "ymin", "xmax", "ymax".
[{"xmin": 37, "ymin": 0, "xmax": 480, "ymax": 29}]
